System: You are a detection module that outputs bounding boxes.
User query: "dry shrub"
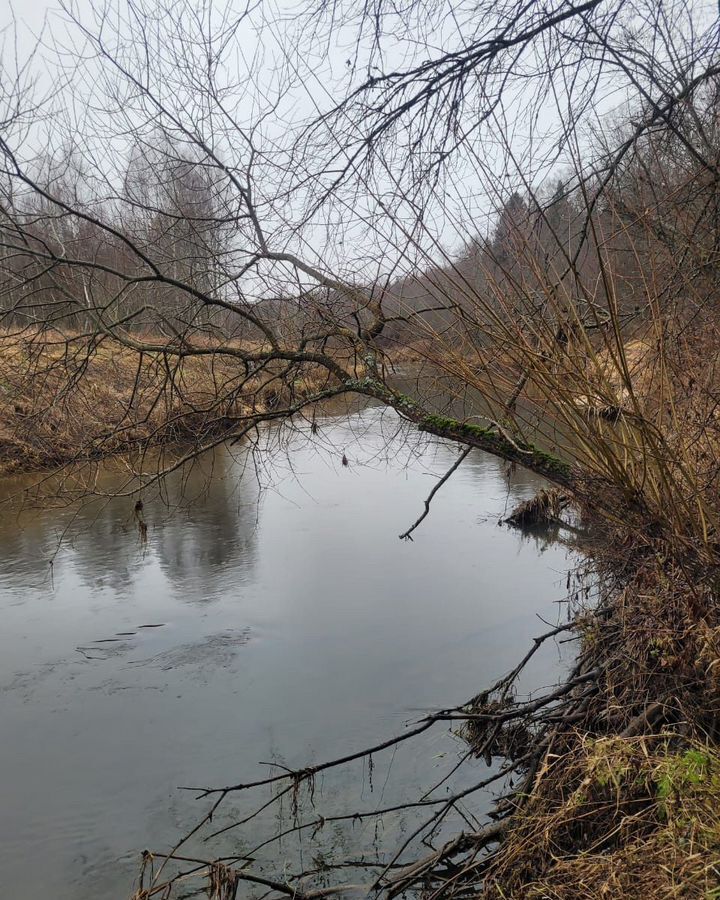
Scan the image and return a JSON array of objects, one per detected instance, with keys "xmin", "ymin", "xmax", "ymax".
[{"xmin": 504, "ymin": 488, "xmax": 569, "ymax": 528}]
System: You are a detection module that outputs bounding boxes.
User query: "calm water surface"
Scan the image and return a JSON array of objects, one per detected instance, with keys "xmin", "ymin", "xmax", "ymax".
[{"xmin": 0, "ymin": 407, "xmax": 573, "ymax": 899}]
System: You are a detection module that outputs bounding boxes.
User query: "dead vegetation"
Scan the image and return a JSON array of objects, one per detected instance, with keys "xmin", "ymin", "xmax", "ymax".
[
  {"xmin": 478, "ymin": 541, "xmax": 720, "ymax": 898},
  {"xmin": 487, "ymin": 736, "xmax": 720, "ymax": 898},
  {"xmin": 0, "ymin": 328, "xmax": 346, "ymax": 476},
  {"xmin": 503, "ymin": 488, "xmax": 570, "ymax": 528}
]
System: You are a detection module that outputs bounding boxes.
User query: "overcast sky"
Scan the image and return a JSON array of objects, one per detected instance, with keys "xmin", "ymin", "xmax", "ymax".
[{"xmin": 3, "ymin": 0, "xmax": 713, "ymax": 280}]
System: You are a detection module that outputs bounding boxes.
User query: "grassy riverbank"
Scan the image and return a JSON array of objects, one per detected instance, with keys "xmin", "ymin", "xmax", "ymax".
[
  {"xmin": 0, "ymin": 329, "xmax": 342, "ymax": 476},
  {"xmin": 454, "ymin": 321, "xmax": 720, "ymax": 894},
  {"xmin": 479, "ymin": 531, "xmax": 720, "ymax": 898}
]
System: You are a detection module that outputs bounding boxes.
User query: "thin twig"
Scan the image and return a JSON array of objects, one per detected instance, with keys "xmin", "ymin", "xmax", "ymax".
[{"xmin": 399, "ymin": 446, "xmax": 473, "ymax": 540}]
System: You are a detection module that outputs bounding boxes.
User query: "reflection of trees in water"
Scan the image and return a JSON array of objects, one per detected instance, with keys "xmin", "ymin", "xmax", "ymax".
[
  {"xmin": 429, "ymin": 437, "xmax": 548, "ymax": 510},
  {"xmin": 149, "ymin": 446, "xmax": 260, "ymax": 599},
  {"xmin": 70, "ymin": 508, "xmax": 138, "ymax": 593},
  {"xmin": 0, "ymin": 444, "xmax": 260, "ymax": 597},
  {"xmin": 0, "ymin": 409, "xmax": 561, "ymax": 596},
  {"xmin": 0, "ymin": 485, "xmax": 135, "ymax": 590},
  {"xmin": 0, "ymin": 515, "xmax": 65, "ymax": 587}
]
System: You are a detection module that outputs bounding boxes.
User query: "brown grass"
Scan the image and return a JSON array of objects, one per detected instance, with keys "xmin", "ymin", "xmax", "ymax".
[
  {"xmin": 0, "ymin": 329, "xmax": 336, "ymax": 475},
  {"xmin": 479, "ymin": 537, "xmax": 720, "ymax": 899},
  {"xmin": 488, "ymin": 737, "xmax": 720, "ymax": 899}
]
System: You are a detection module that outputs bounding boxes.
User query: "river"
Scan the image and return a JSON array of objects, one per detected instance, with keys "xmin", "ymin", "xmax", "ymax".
[{"xmin": 0, "ymin": 405, "xmax": 574, "ymax": 899}]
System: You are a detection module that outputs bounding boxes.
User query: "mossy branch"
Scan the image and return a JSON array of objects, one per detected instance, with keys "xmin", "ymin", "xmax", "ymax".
[
  {"xmin": 347, "ymin": 380, "xmax": 575, "ymax": 491},
  {"xmin": 419, "ymin": 415, "xmax": 574, "ymax": 488}
]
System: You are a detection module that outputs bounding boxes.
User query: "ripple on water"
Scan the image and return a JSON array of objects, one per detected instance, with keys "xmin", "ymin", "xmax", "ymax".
[{"xmin": 127, "ymin": 628, "xmax": 251, "ymax": 672}]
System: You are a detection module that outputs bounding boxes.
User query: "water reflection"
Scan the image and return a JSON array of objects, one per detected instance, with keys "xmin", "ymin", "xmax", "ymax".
[
  {"xmin": 149, "ymin": 451, "xmax": 260, "ymax": 599},
  {"xmin": 0, "ymin": 441, "xmax": 261, "ymax": 599},
  {"xmin": 0, "ymin": 407, "xmax": 574, "ymax": 900}
]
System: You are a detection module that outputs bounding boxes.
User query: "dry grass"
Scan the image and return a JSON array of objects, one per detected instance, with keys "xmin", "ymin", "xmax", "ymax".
[
  {"xmin": 479, "ymin": 538, "xmax": 720, "ymax": 898},
  {"xmin": 488, "ymin": 738, "xmax": 720, "ymax": 899},
  {"xmin": 0, "ymin": 328, "xmax": 335, "ymax": 475}
]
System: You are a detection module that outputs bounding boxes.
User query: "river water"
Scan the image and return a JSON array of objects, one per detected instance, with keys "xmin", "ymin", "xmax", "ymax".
[{"xmin": 0, "ymin": 405, "xmax": 573, "ymax": 899}]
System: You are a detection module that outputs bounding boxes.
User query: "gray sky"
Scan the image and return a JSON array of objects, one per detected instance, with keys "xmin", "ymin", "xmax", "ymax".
[{"xmin": 2, "ymin": 0, "xmax": 713, "ymax": 282}]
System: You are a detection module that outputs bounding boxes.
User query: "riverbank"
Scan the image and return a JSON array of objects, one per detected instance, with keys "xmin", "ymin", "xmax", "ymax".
[
  {"xmin": 474, "ymin": 518, "xmax": 720, "ymax": 898},
  {"xmin": 0, "ymin": 329, "xmax": 340, "ymax": 476}
]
